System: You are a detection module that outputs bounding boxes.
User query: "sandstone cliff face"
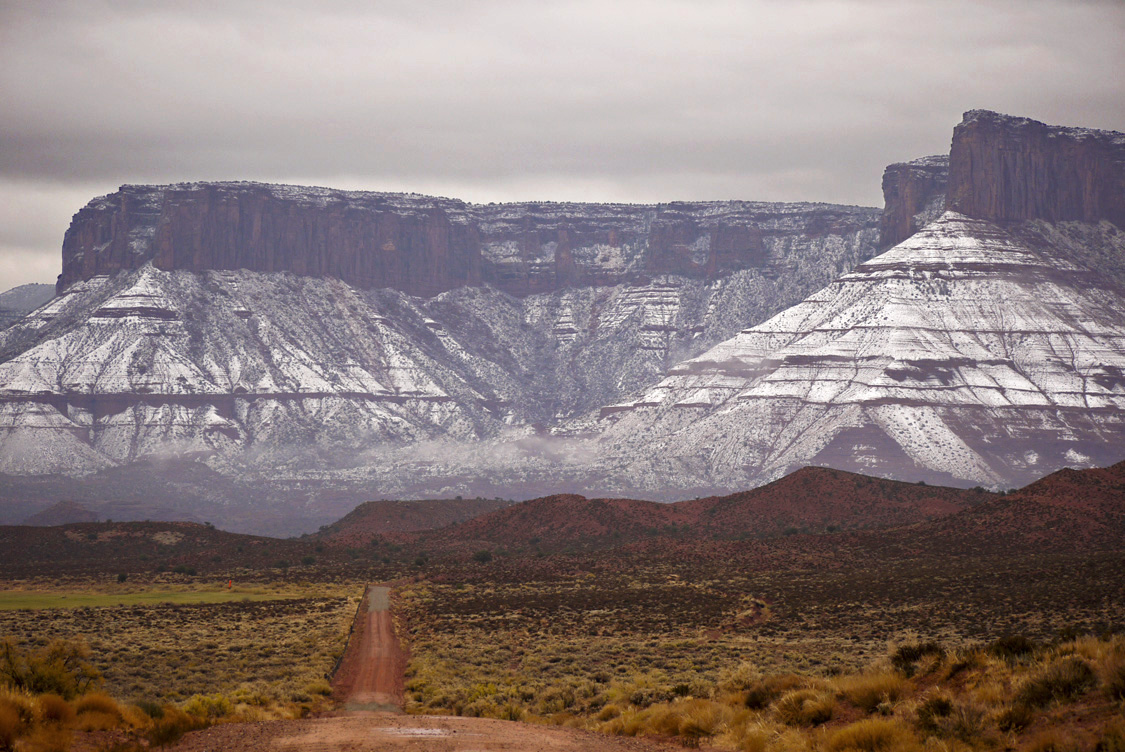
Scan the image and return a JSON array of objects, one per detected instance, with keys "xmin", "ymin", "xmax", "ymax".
[
  {"xmin": 879, "ymin": 155, "xmax": 948, "ymax": 249},
  {"xmin": 947, "ymin": 110, "xmax": 1125, "ymax": 226},
  {"xmin": 57, "ymin": 183, "xmax": 880, "ymax": 297}
]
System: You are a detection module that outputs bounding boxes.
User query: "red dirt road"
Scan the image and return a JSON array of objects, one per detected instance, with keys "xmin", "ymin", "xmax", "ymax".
[
  {"xmin": 331, "ymin": 585, "xmax": 406, "ymax": 712},
  {"xmin": 171, "ymin": 585, "xmax": 682, "ymax": 751}
]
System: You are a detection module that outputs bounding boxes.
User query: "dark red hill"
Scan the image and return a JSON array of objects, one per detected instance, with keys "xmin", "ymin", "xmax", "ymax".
[
  {"xmin": 0, "ymin": 521, "xmax": 320, "ymax": 577},
  {"xmin": 316, "ymin": 497, "xmax": 516, "ymax": 546},
  {"xmin": 910, "ymin": 459, "xmax": 1125, "ymax": 554},
  {"xmin": 429, "ymin": 494, "xmax": 691, "ymax": 548},
  {"xmin": 21, "ymin": 500, "xmax": 99, "ymax": 526},
  {"xmin": 424, "ymin": 467, "xmax": 992, "ymax": 550},
  {"xmin": 680, "ymin": 466, "xmax": 990, "ymax": 537}
]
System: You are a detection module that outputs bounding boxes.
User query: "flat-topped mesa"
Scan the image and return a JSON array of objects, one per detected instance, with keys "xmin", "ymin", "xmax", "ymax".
[
  {"xmin": 57, "ymin": 183, "xmax": 483, "ymax": 297},
  {"xmin": 879, "ymin": 155, "xmax": 949, "ymax": 249},
  {"xmin": 947, "ymin": 109, "xmax": 1125, "ymax": 226},
  {"xmin": 56, "ymin": 181, "xmax": 880, "ymax": 296}
]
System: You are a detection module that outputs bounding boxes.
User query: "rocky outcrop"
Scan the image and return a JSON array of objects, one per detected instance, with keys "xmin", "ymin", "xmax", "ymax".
[
  {"xmin": 57, "ymin": 183, "xmax": 880, "ymax": 297},
  {"xmin": 947, "ymin": 110, "xmax": 1125, "ymax": 226},
  {"xmin": 879, "ymin": 155, "xmax": 948, "ymax": 249}
]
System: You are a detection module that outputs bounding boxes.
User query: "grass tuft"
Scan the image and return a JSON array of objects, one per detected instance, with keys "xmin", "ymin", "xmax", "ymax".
[
  {"xmin": 774, "ymin": 688, "xmax": 835, "ymax": 726},
  {"xmin": 835, "ymin": 671, "xmax": 905, "ymax": 713},
  {"xmin": 1016, "ymin": 655, "xmax": 1096, "ymax": 709},
  {"xmin": 826, "ymin": 718, "xmax": 919, "ymax": 752},
  {"xmin": 36, "ymin": 695, "xmax": 72, "ymax": 726}
]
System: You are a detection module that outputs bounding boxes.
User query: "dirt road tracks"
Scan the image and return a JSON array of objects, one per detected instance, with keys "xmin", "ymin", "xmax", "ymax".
[
  {"xmin": 171, "ymin": 584, "xmax": 681, "ymax": 750},
  {"xmin": 330, "ymin": 585, "xmax": 405, "ymax": 712}
]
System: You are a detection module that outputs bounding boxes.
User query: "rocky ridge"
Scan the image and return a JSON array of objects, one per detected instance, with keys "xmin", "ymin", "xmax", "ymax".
[
  {"xmin": 57, "ymin": 184, "xmax": 878, "ymax": 298},
  {"xmin": 0, "ymin": 198, "xmax": 879, "ymax": 478}
]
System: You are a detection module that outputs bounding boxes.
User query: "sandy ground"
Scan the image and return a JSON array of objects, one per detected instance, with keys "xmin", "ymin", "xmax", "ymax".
[
  {"xmin": 171, "ymin": 712, "xmax": 683, "ymax": 751},
  {"xmin": 171, "ymin": 585, "xmax": 680, "ymax": 751}
]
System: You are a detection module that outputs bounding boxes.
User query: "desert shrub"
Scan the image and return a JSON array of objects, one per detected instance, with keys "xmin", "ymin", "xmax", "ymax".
[
  {"xmin": 717, "ymin": 662, "xmax": 760, "ymax": 692},
  {"xmin": 305, "ymin": 681, "xmax": 332, "ymax": 697},
  {"xmin": 0, "ymin": 692, "xmax": 34, "ymax": 730},
  {"xmin": 74, "ymin": 692, "xmax": 121, "ymax": 719},
  {"xmin": 891, "ymin": 641, "xmax": 945, "ymax": 677},
  {"xmin": 21, "ymin": 725, "xmax": 71, "ymax": 752},
  {"xmin": 774, "ymin": 689, "xmax": 835, "ymax": 726},
  {"xmin": 1097, "ymin": 719, "xmax": 1125, "ymax": 752},
  {"xmin": 538, "ymin": 686, "xmax": 576, "ymax": 714},
  {"xmin": 938, "ymin": 700, "xmax": 988, "ymax": 742},
  {"xmin": 1016, "ymin": 656, "xmax": 1097, "ymax": 708},
  {"xmin": 497, "ymin": 703, "xmax": 523, "ymax": 721},
  {"xmin": 147, "ymin": 706, "xmax": 201, "ymax": 747},
  {"xmin": 743, "ymin": 674, "xmax": 803, "ymax": 710},
  {"xmin": 996, "ymin": 702, "xmax": 1034, "ymax": 732},
  {"xmin": 730, "ymin": 726, "xmax": 768, "ymax": 752},
  {"xmin": 638, "ymin": 705, "xmax": 683, "ymax": 737},
  {"xmin": 0, "ymin": 638, "xmax": 102, "ymax": 699},
  {"xmin": 36, "ymin": 695, "xmax": 73, "ymax": 725},
  {"xmin": 1026, "ymin": 730, "xmax": 1083, "ymax": 752},
  {"xmin": 1103, "ymin": 652, "xmax": 1125, "ymax": 700},
  {"xmin": 73, "ymin": 691, "xmax": 124, "ymax": 731},
  {"xmin": 836, "ymin": 672, "xmax": 905, "ymax": 713},
  {"xmin": 134, "ymin": 700, "xmax": 164, "ymax": 719},
  {"xmin": 636, "ymin": 699, "xmax": 730, "ymax": 747},
  {"xmin": 182, "ymin": 693, "xmax": 232, "ymax": 719},
  {"xmin": 915, "ymin": 693, "xmax": 953, "ymax": 732},
  {"xmin": 0, "ymin": 703, "xmax": 18, "ymax": 752},
  {"xmin": 944, "ymin": 649, "xmax": 984, "ymax": 680},
  {"xmin": 460, "ymin": 699, "xmax": 497, "ymax": 718},
  {"xmin": 827, "ymin": 718, "xmax": 919, "ymax": 752},
  {"xmin": 472, "ymin": 550, "xmax": 493, "ymax": 563},
  {"xmin": 989, "ymin": 635, "xmax": 1037, "ymax": 661}
]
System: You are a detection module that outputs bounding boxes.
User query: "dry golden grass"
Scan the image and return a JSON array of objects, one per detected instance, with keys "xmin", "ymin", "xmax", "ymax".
[
  {"xmin": 399, "ymin": 564, "xmax": 1125, "ymax": 751},
  {"xmin": 0, "ymin": 579, "xmax": 360, "ymax": 707},
  {"xmin": 0, "ymin": 575, "xmax": 364, "ymax": 750},
  {"xmin": 826, "ymin": 718, "xmax": 919, "ymax": 751},
  {"xmin": 774, "ymin": 688, "xmax": 836, "ymax": 726},
  {"xmin": 833, "ymin": 671, "xmax": 904, "ymax": 713}
]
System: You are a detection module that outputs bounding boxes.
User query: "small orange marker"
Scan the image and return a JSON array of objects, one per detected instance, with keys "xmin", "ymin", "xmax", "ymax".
[{"xmin": 227, "ymin": 579, "xmax": 232, "ymax": 589}]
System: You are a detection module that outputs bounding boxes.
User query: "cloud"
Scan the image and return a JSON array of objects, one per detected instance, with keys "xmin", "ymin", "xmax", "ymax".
[{"xmin": 1, "ymin": 0, "xmax": 1122, "ymax": 288}]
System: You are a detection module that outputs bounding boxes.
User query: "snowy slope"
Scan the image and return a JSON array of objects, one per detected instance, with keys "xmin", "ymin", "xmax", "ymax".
[
  {"xmin": 590, "ymin": 213, "xmax": 1125, "ymax": 490},
  {"xmin": 0, "ymin": 207, "xmax": 875, "ymax": 476}
]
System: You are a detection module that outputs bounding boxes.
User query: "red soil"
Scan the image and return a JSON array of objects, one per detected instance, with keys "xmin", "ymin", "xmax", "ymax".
[{"xmin": 330, "ymin": 585, "xmax": 406, "ymax": 712}]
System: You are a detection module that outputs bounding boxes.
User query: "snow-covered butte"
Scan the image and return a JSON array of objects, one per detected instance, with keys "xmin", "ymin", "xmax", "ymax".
[{"xmin": 589, "ymin": 212, "xmax": 1125, "ymax": 490}]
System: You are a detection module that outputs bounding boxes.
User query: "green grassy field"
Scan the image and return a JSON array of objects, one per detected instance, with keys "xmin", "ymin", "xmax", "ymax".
[{"xmin": 0, "ymin": 588, "xmax": 304, "ymax": 610}]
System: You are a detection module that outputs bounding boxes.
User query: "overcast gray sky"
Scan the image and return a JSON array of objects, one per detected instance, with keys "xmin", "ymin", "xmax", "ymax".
[{"xmin": 2, "ymin": 0, "xmax": 1123, "ymax": 289}]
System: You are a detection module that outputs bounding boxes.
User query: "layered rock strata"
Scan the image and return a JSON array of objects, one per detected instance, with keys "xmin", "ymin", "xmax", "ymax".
[
  {"xmin": 0, "ymin": 210, "xmax": 878, "ymax": 474},
  {"xmin": 879, "ymin": 155, "xmax": 948, "ymax": 249},
  {"xmin": 592, "ymin": 212, "xmax": 1125, "ymax": 490},
  {"xmin": 947, "ymin": 109, "xmax": 1125, "ymax": 226},
  {"xmin": 57, "ymin": 184, "xmax": 879, "ymax": 298}
]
